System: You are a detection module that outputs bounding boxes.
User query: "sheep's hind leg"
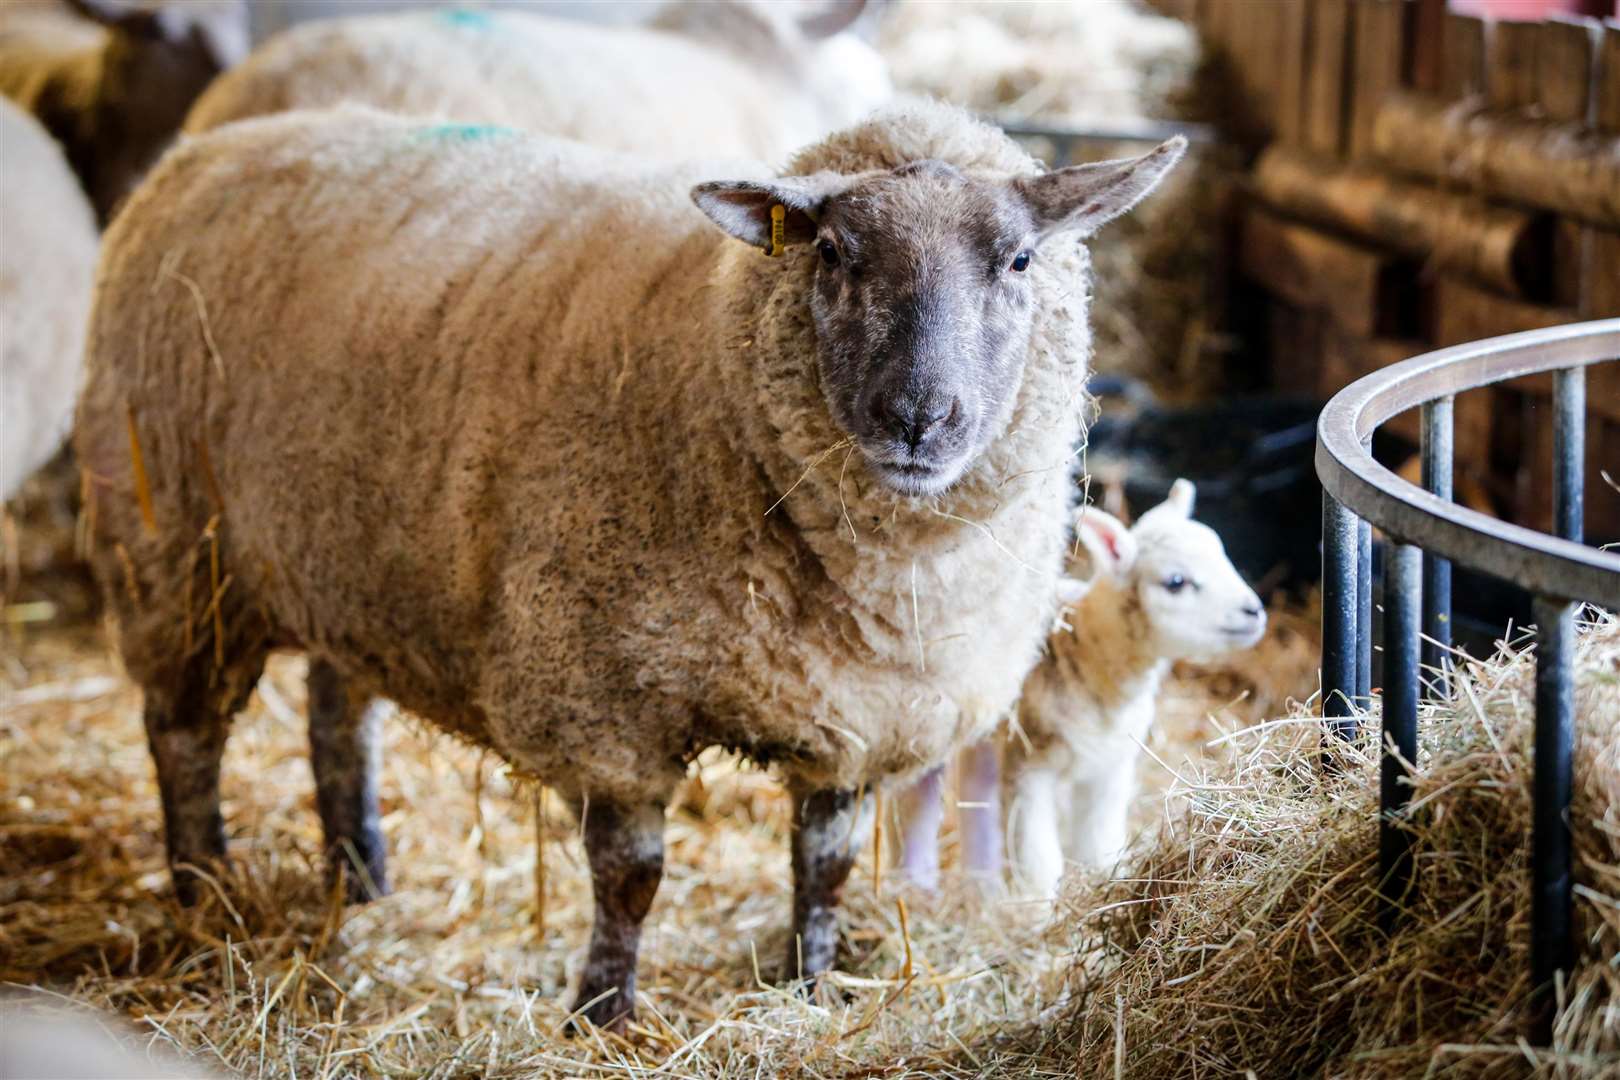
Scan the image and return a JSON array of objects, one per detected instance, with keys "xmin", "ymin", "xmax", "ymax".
[
  {"xmin": 143, "ymin": 680, "xmax": 233, "ymax": 906},
  {"xmin": 958, "ymin": 739, "xmax": 1003, "ymax": 879},
  {"xmin": 571, "ymin": 797, "xmax": 666, "ymax": 1033},
  {"xmin": 788, "ymin": 785, "xmax": 874, "ymax": 984},
  {"xmin": 306, "ymin": 657, "xmax": 388, "ymax": 902}
]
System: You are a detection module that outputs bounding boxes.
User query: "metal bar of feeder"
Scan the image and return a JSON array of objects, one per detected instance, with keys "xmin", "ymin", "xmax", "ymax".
[
  {"xmin": 1531, "ymin": 594, "xmax": 1576, "ymax": 1044},
  {"xmin": 1421, "ymin": 398, "xmax": 1454, "ymax": 697},
  {"xmin": 1357, "ymin": 517, "xmax": 1373, "ymax": 705},
  {"xmin": 1553, "ymin": 367, "xmax": 1584, "ymax": 544},
  {"xmin": 1321, "ymin": 492, "xmax": 1359, "ymax": 736},
  {"xmin": 1379, "ymin": 542, "xmax": 1422, "ymax": 928}
]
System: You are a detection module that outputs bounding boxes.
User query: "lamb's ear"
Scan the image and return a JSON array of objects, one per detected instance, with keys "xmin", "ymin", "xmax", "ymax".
[
  {"xmin": 1015, "ymin": 136, "xmax": 1186, "ymax": 239},
  {"xmin": 1055, "ymin": 576, "xmax": 1091, "ymax": 606},
  {"xmin": 798, "ymin": 0, "xmax": 869, "ymax": 39},
  {"xmin": 691, "ymin": 173, "xmax": 854, "ymax": 252},
  {"xmin": 1075, "ymin": 508, "xmax": 1138, "ymax": 578},
  {"xmin": 1166, "ymin": 478, "xmax": 1196, "ymax": 517}
]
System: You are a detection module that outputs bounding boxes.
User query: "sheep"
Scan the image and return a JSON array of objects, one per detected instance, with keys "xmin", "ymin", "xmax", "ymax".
[
  {"xmin": 76, "ymin": 99, "xmax": 1184, "ymax": 1028},
  {"xmin": 0, "ymin": 98, "xmax": 99, "ymax": 502},
  {"xmin": 897, "ymin": 481, "xmax": 1266, "ymax": 899},
  {"xmin": 183, "ymin": 1, "xmax": 891, "ymax": 163},
  {"xmin": 0, "ymin": 0, "xmax": 248, "ymax": 224}
]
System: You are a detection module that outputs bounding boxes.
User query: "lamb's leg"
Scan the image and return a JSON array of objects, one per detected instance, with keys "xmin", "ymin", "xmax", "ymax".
[
  {"xmin": 306, "ymin": 657, "xmax": 388, "ymax": 902},
  {"xmin": 895, "ymin": 767, "xmax": 943, "ymax": 892},
  {"xmin": 788, "ymin": 785, "xmax": 874, "ymax": 982},
  {"xmin": 1007, "ymin": 766, "xmax": 1063, "ymax": 899},
  {"xmin": 143, "ymin": 684, "xmax": 228, "ymax": 906},
  {"xmin": 958, "ymin": 739, "xmax": 1003, "ymax": 878},
  {"xmin": 1069, "ymin": 764, "xmax": 1139, "ymax": 870},
  {"xmin": 572, "ymin": 797, "xmax": 665, "ymax": 1032}
]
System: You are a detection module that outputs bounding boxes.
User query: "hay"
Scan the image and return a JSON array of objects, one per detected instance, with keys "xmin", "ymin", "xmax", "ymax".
[
  {"xmin": 1, "ymin": 592, "xmax": 1320, "ymax": 1078},
  {"xmin": 994, "ymin": 610, "xmax": 1620, "ymax": 1078}
]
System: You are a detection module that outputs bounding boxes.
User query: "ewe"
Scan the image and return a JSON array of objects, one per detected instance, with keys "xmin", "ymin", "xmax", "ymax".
[
  {"xmin": 185, "ymin": 0, "xmax": 890, "ymax": 163},
  {"xmin": 78, "ymin": 101, "xmax": 1182, "ymax": 1028},
  {"xmin": 899, "ymin": 481, "xmax": 1265, "ymax": 899},
  {"xmin": 0, "ymin": 98, "xmax": 98, "ymax": 501},
  {"xmin": 0, "ymin": 0, "xmax": 247, "ymax": 223}
]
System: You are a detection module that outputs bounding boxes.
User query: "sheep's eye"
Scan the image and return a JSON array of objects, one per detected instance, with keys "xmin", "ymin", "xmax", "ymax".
[
  {"xmin": 817, "ymin": 239, "xmax": 840, "ymax": 267},
  {"xmin": 1163, "ymin": 574, "xmax": 1188, "ymax": 593},
  {"xmin": 1009, "ymin": 250, "xmax": 1033, "ymax": 273}
]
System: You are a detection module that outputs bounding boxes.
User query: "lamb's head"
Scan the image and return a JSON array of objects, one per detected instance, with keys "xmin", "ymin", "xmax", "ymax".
[
  {"xmin": 693, "ymin": 137, "xmax": 1185, "ymax": 496},
  {"xmin": 1076, "ymin": 480, "xmax": 1266, "ymax": 662}
]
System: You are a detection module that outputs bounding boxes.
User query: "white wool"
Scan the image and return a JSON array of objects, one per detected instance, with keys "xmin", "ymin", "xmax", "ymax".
[
  {"xmin": 185, "ymin": 4, "xmax": 892, "ymax": 165},
  {"xmin": 0, "ymin": 98, "xmax": 98, "ymax": 499}
]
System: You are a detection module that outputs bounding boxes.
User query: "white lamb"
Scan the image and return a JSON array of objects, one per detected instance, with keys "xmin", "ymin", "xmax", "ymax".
[
  {"xmin": 0, "ymin": 97, "xmax": 99, "ymax": 501},
  {"xmin": 184, "ymin": 1, "xmax": 891, "ymax": 163},
  {"xmin": 898, "ymin": 480, "xmax": 1266, "ymax": 898}
]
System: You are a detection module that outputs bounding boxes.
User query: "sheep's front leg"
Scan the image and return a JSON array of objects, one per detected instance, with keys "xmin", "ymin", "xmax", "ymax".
[
  {"xmin": 1068, "ymin": 763, "xmax": 1139, "ymax": 870},
  {"xmin": 1007, "ymin": 766, "xmax": 1063, "ymax": 899},
  {"xmin": 958, "ymin": 739, "xmax": 1003, "ymax": 878},
  {"xmin": 306, "ymin": 658, "xmax": 388, "ymax": 902},
  {"xmin": 144, "ymin": 686, "xmax": 228, "ymax": 906},
  {"xmin": 896, "ymin": 767, "xmax": 944, "ymax": 892},
  {"xmin": 788, "ymin": 786, "xmax": 874, "ymax": 982},
  {"xmin": 573, "ymin": 798, "xmax": 665, "ymax": 1032}
]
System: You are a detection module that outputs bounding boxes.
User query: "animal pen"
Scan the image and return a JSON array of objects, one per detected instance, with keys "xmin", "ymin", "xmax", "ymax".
[{"xmin": 2, "ymin": 1, "xmax": 1619, "ymax": 1078}]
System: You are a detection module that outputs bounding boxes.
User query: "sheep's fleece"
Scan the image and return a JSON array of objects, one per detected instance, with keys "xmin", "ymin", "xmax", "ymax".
[
  {"xmin": 1, "ymin": 97, "xmax": 98, "ymax": 500},
  {"xmin": 184, "ymin": 4, "xmax": 890, "ymax": 163},
  {"xmin": 80, "ymin": 100, "xmax": 1105, "ymax": 809}
]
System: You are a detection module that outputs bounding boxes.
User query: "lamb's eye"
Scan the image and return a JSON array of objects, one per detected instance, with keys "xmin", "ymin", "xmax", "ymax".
[
  {"xmin": 1163, "ymin": 574, "xmax": 1188, "ymax": 593},
  {"xmin": 1009, "ymin": 250, "xmax": 1032, "ymax": 273},
  {"xmin": 817, "ymin": 239, "xmax": 840, "ymax": 267}
]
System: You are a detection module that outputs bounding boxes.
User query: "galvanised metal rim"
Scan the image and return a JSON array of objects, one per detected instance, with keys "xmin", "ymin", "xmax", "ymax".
[{"xmin": 1315, "ymin": 319, "xmax": 1620, "ymax": 607}]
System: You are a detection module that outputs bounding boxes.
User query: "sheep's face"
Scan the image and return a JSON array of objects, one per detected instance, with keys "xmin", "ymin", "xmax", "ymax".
[
  {"xmin": 1131, "ymin": 519, "xmax": 1265, "ymax": 663},
  {"xmin": 693, "ymin": 136, "xmax": 1185, "ymax": 497},
  {"xmin": 1075, "ymin": 482, "xmax": 1265, "ymax": 663}
]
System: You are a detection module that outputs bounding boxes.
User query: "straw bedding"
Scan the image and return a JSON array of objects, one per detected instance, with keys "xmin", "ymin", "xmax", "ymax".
[{"xmin": 1, "ymin": 591, "xmax": 1314, "ymax": 1078}]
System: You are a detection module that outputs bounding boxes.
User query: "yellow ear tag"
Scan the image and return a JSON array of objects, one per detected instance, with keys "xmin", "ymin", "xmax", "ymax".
[{"xmin": 768, "ymin": 203, "xmax": 786, "ymax": 257}]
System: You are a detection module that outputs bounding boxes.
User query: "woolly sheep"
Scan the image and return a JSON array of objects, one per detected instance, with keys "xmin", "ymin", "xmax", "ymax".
[
  {"xmin": 0, "ymin": 0, "xmax": 248, "ymax": 223},
  {"xmin": 898, "ymin": 481, "xmax": 1265, "ymax": 898},
  {"xmin": 0, "ymin": 98, "xmax": 98, "ymax": 501},
  {"xmin": 183, "ymin": 1, "xmax": 891, "ymax": 163},
  {"xmin": 77, "ymin": 100, "xmax": 1184, "ymax": 1028}
]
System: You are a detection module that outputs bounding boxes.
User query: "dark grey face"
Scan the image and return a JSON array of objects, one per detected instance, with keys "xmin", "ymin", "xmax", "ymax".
[
  {"xmin": 692, "ymin": 135, "xmax": 1186, "ymax": 497},
  {"xmin": 807, "ymin": 163, "xmax": 1038, "ymax": 496}
]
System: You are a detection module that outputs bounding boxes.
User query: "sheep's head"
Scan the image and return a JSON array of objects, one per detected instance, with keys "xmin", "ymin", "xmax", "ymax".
[
  {"xmin": 692, "ymin": 137, "xmax": 1185, "ymax": 496},
  {"xmin": 1075, "ymin": 480, "xmax": 1265, "ymax": 662},
  {"xmin": 66, "ymin": 0, "xmax": 249, "ymax": 220}
]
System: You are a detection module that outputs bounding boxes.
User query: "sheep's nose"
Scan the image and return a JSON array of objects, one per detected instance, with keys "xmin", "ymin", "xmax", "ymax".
[
  {"xmin": 1242, "ymin": 600, "xmax": 1263, "ymax": 619},
  {"xmin": 877, "ymin": 397, "xmax": 958, "ymax": 451}
]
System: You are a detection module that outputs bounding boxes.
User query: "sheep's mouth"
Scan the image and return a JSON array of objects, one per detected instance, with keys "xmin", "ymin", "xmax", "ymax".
[{"xmin": 869, "ymin": 456, "xmax": 968, "ymax": 497}]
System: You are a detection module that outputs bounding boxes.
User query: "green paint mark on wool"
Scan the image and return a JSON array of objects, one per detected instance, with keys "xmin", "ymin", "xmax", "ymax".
[
  {"xmin": 415, "ymin": 123, "xmax": 518, "ymax": 143},
  {"xmin": 438, "ymin": 9, "xmax": 492, "ymax": 30}
]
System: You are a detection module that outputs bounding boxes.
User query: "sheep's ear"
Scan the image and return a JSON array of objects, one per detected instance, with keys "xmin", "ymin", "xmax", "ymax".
[
  {"xmin": 691, "ymin": 173, "xmax": 853, "ymax": 252},
  {"xmin": 1075, "ymin": 508, "xmax": 1138, "ymax": 577},
  {"xmin": 798, "ymin": 0, "xmax": 869, "ymax": 39},
  {"xmin": 66, "ymin": 0, "xmax": 250, "ymax": 68},
  {"xmin": 1015, "ymin": 136, "xmax": 1186, "ymax": 239}
]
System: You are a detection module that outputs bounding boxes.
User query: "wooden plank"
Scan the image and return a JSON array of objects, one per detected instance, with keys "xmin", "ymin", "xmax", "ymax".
[
  {"xmin": 1487, "ymin": 19, "xmax": 1541, "ymax": 112},
  {"xmin": 1305, "ymin": 0, "xmax": 1353, "ymax": 156},
  {"xmin": 1583, "ymin": 230, "xmax": 1620, "ymax": 316},
  {"xmin": 1537, "ymin": 17, "xmax": 1600, "ymax": 124},
  {"xmin": 1441, "ymin": 12, "xmax": 1488, "ymax": 102},
  {"xmin": 1434, "ymin": 277, "xmax": 1620, "ymax": 423},
  {"xmin": 1240, "ymin": 205, "xmax": 1408, "ymax": 337},
  {"xmin": 1411, "ymin": 0, "xmax": 1448, "ymax": 94},
  {"xmin": 1597, "ymin": 19, "xmax": 1620, "ymax": 133},
  {"xmin": 1274, "ymin": 0, "xmax": 1311, "ymax": 144},
  {"xmin": 1348, "ymin": 0, "xmax": 1412, "ymax": 159}
]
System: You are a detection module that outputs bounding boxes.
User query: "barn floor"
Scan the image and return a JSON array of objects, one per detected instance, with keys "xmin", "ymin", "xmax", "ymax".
[{"xmin": 0, "ymin": 598, "xmax": 1319, "ymax": 1078}]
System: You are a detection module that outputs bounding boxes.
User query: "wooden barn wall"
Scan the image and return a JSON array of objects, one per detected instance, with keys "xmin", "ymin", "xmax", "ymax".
[{"xmin": 1149, "ymin": 0, "xmax": 1620, "ymax": 541}]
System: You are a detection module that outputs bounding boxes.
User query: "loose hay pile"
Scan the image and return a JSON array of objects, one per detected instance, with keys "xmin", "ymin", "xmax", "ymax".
[
  {"xmin": 1001, "ymin": 611, "xmax": 1620, "ymax": 1078},
  {"xmin": 1, "ymin": 593, "xmax": 1316, "ymax": 1078}
]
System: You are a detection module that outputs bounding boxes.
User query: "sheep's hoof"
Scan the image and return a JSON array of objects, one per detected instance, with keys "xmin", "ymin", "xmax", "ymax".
[{"xmin": 565, "ymin": 989, "xmax": 633, "ymax": 1037}]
